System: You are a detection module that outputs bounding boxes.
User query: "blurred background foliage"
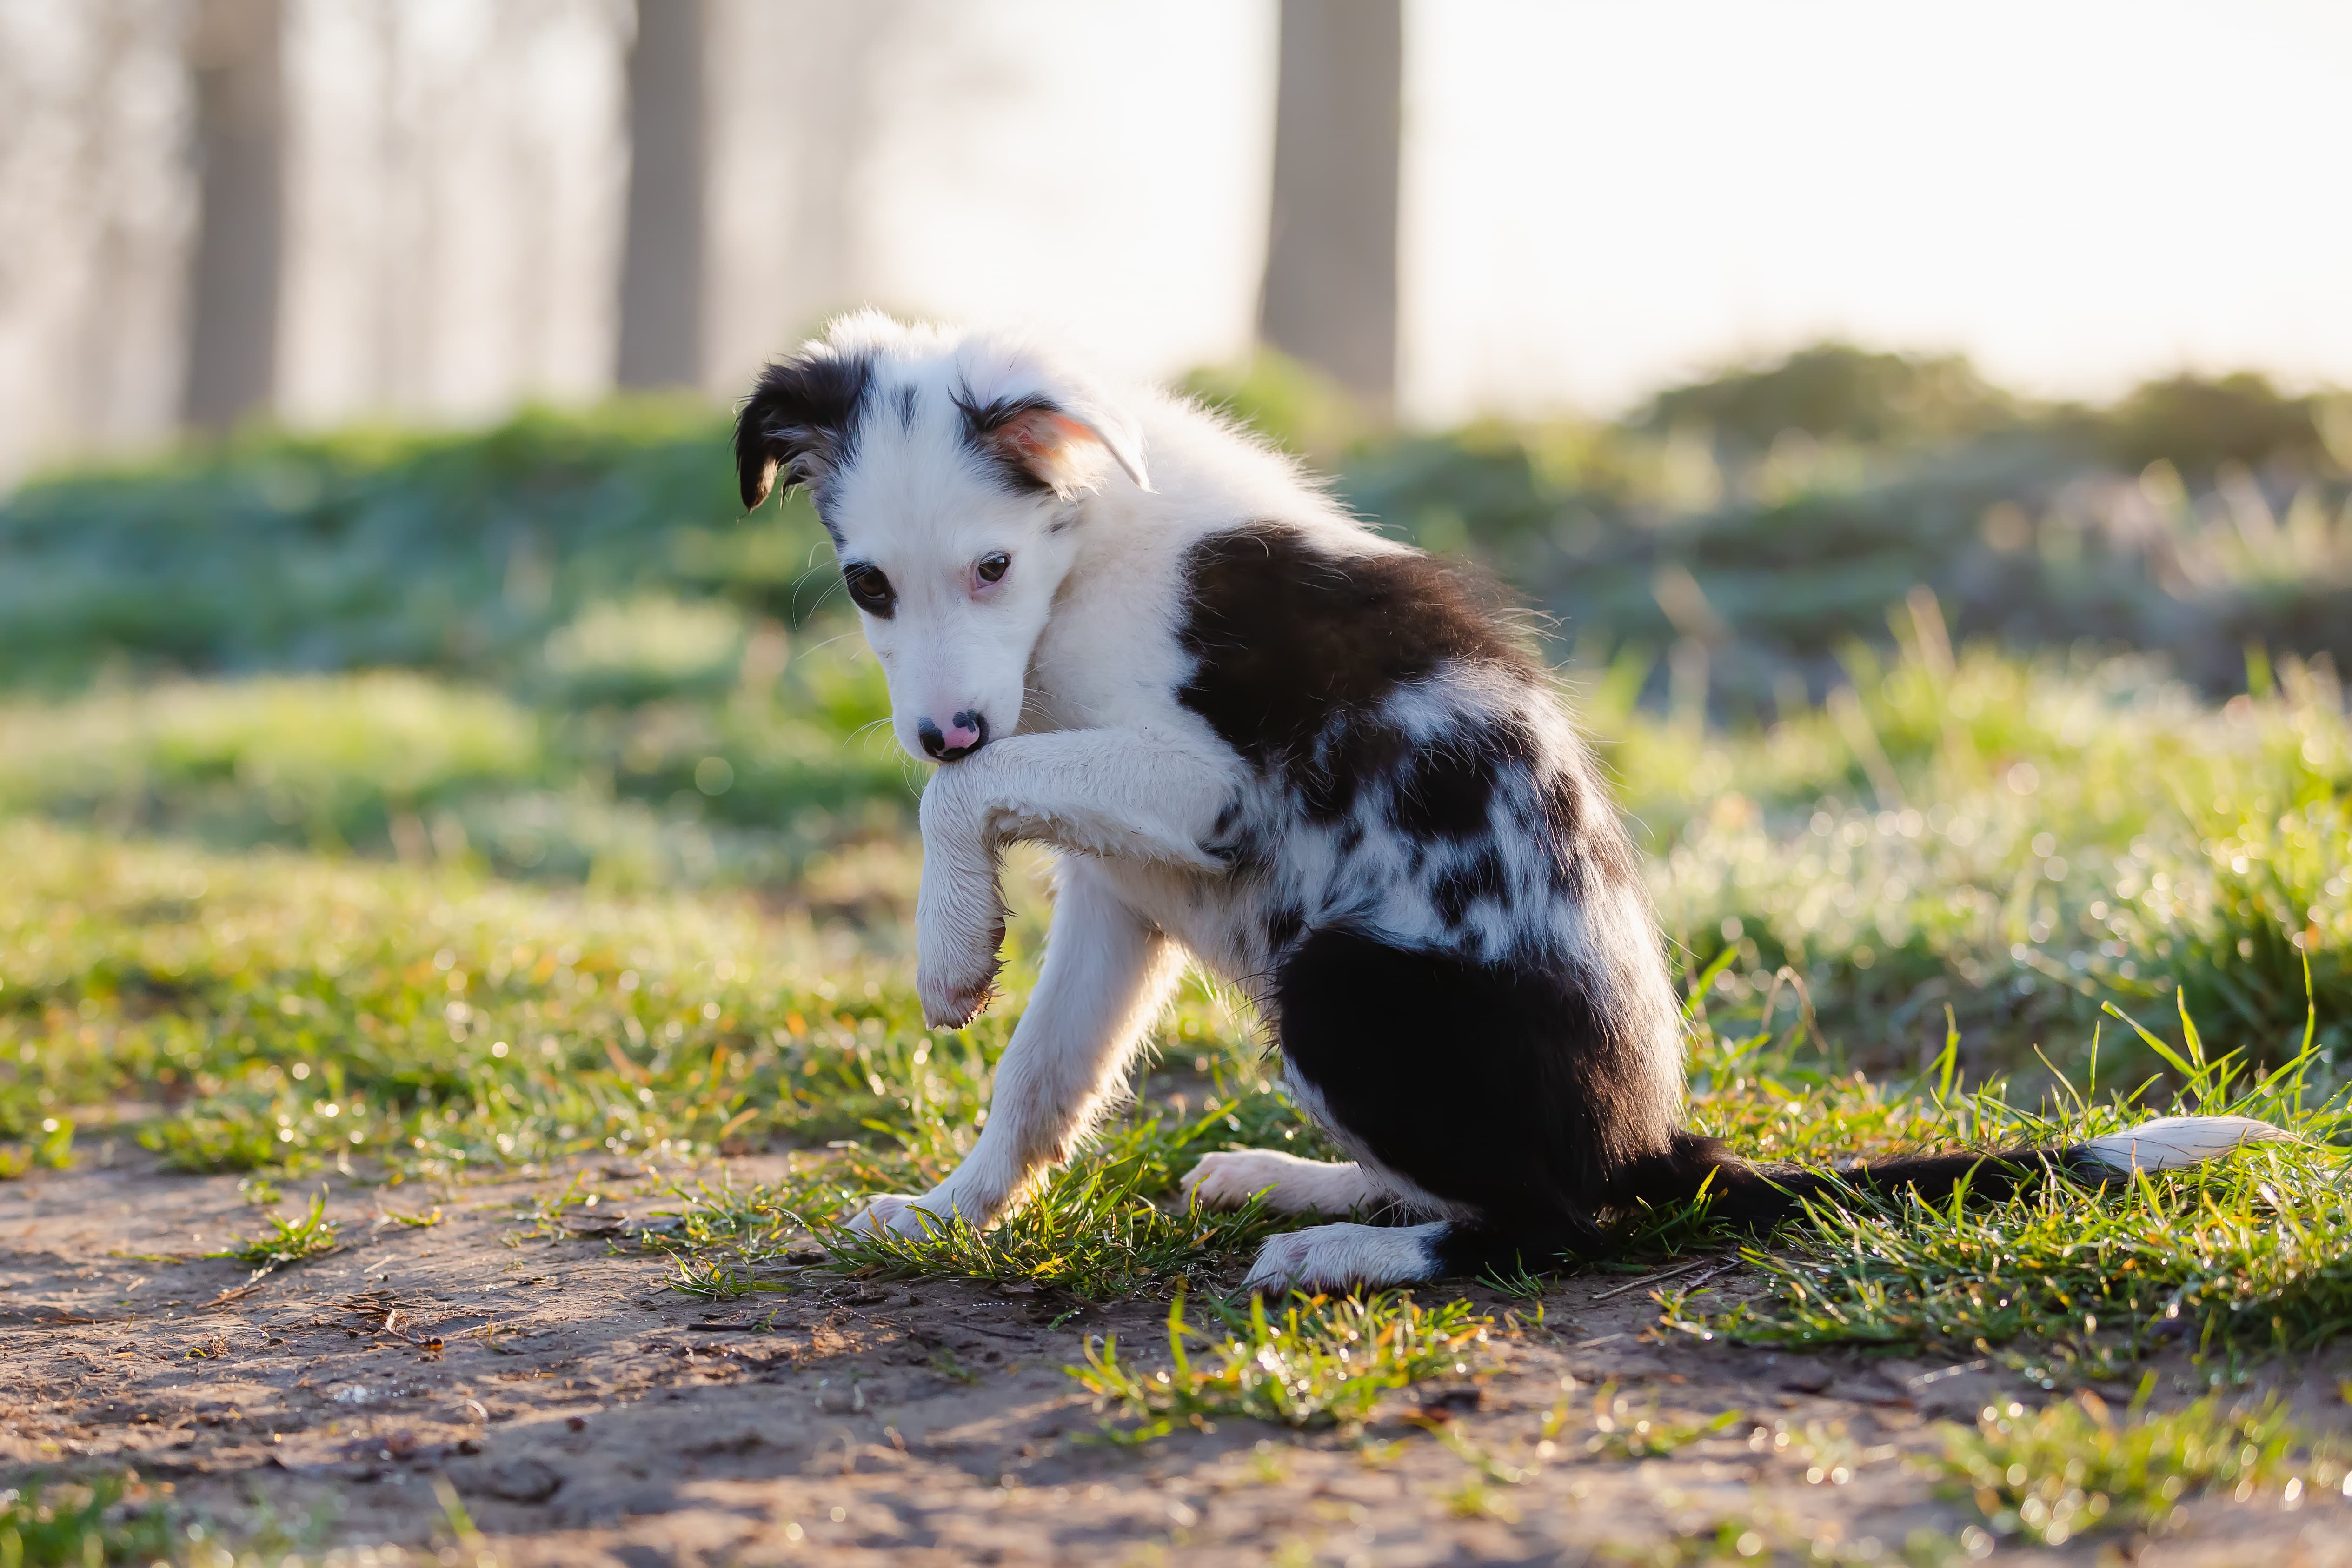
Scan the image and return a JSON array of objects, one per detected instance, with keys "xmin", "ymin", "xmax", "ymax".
[
  {"xmin": 12, "ymin": 343, "xmax": 2347, "ymax": 709},
  {"xmin": 1, "ymin": 343, "xmax": 2347, "ymax": 1088},
  {"xmin": 1193, "ymin": 344, "xmax": 2352, "ymax": 706}
]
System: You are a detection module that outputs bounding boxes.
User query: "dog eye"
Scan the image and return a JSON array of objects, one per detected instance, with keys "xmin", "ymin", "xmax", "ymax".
[
  {"xmin": 842, "ymin": 563, "xmax": 896, "ymax": 617},
  {"xmin": 975, "ymin": 551, "xmax": 1011, "ymax": 585}
]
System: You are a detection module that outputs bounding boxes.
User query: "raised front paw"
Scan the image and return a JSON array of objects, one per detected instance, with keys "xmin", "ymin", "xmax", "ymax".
[
  {"xmin": 916, "ymin": 929, "xmax": 1003, "ymax": 1030},
  {"xmin": 915, "ymin": 855, "xmax": 1007, "ymax": 1029}
]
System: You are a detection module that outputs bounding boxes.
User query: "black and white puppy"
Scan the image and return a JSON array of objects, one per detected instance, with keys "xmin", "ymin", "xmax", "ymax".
[{"xmin": 734, "ymin": 313, "xmax": 2284, "ymax": 1292}]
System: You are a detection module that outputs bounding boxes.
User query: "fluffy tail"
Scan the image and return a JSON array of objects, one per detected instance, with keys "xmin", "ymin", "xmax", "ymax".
[{"xmin": 1622, "ymin": 1114, "xmax": 2293, "ymax": 1228}]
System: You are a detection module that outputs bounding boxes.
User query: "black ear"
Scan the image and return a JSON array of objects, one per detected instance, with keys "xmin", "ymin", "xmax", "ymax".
[{"xmin": 733, "ymin": 349, "xmax": 873, "ymax": 511}]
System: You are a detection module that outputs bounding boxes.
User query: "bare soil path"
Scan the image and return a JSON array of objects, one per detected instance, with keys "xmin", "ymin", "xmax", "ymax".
[{"xmin": 6, "ymin": 1151, "xmax": 2349, "ymax": 1566}]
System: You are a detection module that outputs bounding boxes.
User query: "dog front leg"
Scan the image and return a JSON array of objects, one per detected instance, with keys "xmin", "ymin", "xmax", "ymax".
[
  {"xmin": 913, "ymin": 729, "xmax": 1236, "ymax": 1030},
  {"xmin": 859, "ymin": 858, "xmax": 1185, "ymax": 1239}
]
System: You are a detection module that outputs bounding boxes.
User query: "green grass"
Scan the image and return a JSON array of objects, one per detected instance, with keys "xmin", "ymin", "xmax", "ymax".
[
  {"xmin": 632, "ymin": 1077, "xmax": 1316, "ymax": 1301},
  {"xmin": 0, "ymin": 399, "xmax": 827, "ymax": 691},
  {"xmin": 1938, "ymin": 1383, "xmax": 2351, "ymax": 1546},
  {"xmin": 205, "ymin": 1189, "xmax": 341, "ymax": 1272},
  {"xmin": 0, "ymin": 1110, "xmax": 73, "ymax": 1179},
  {"xmin": 2, "ymin": 639, "xmax": 2346, "ymax": 1401},
  {"xmin": 0, "ymin": 815, "xmax": 959, "ymax": 1177},
  {"xmin": 1630, "ymin": 618, "xmax": 2352, "ymax": 1078},
  {"xmin": 1573, "ymin": 1385, "xmax": 1747, "ymax": 1461},
  {"xmin": 1660, "ymin": 985, "xmax": 2352, "ymax": 1370},
  {"xmin": 6, "ymin": 594, "xmax": 2343, "ymax": 1088},
  {"xmin": 0, "ymin": 1473, "xmax": 178, "ymax": 1568},
  {"xmin": 1070, "ymin": 1289, "xmax": 1490, "ymax": 1438},
  {"xmin": 2, "ymin": 372, "xmax": 2350, "ymax": 1464},
  {"xmin": 0, "ymin": 638, "xmax": 912, "ymax": 891},
  {"xmin": 808, "ymin": 1127, "xmax": 1292, "ymax": 1300}
]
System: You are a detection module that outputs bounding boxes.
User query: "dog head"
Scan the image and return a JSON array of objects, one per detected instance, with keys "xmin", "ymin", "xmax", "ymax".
[{"xmin": 735, "ymin": 314, "xmax": 1148, "ymax": 763}]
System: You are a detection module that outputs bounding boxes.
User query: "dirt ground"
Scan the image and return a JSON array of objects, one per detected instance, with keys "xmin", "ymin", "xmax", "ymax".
[{"xmin": 6, "ymin": 1144, "xmax": 2350, "ymax": 1567}]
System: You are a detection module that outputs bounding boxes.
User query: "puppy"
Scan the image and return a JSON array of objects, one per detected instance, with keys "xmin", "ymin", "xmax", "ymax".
[{"xmin": 733, "ymin": 313, "xmax": 2285, "ymax": 1292}]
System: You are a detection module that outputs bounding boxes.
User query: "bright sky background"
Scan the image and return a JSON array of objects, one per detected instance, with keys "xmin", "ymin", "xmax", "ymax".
[
  {"xmin": 1395, "ymin": 0, "xmax": 2352, "ymax": 421},
  {"xmin": 909, "ymin": 0, "xmax": 2352, "ymax": 425}
]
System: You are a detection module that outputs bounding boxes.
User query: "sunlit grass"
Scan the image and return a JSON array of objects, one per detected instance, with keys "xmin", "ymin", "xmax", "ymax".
[
  {"xmin": 0, "ymin": 1472, "xmax": 178, "ymax": 1568},
  {"xmin": 5, "ymin": 630, "xmax": 2341, "ymax": 1080},
  {"xmin": 1938, "ymin": 1382, "xmax": 2352, "ymax": 1546},
  {"xmin": 1573, "ymin": 1383, "xmax": 1747, "ymax": 1461},
  {"xmin": 0, "ymin": 816, "xmax": 990, "ymax": 1176},
  {"xmin": 1635, "ymin": 638, "xmax": 2352, "ymax": 1078},
  {"xmin": 1663, "ymin": 985, "xmax": 2352, "ymax": 1370},
  {"xmin": 206, "ymin": 1188, "xmax": 341, "ymax": 1272},
  {"xmin": 0, "ymin": 643, "xmax": 912, "ymax": 890},
  {"xmin": 1071, "ymin": 1289, "xmax": 1490, "ymax": 1438},
  {"xmin": 0, "ymin": 611, "xmax": 2346, "ymax": 1445},
  {"xmin": 637, "ymin": 1090, "xmax": 1314, "ymax": 1301},
  {"xmin": 0, "ymin": 1108, "xmax": 73, "ymax": 1179},
  {"xmin": 7, "ymin": 795, "xmax": 2349, "ymax": 1389},
  {"xmin": 811, "ymin": 1129, "xmax": 1294, "ymax": 1301}
]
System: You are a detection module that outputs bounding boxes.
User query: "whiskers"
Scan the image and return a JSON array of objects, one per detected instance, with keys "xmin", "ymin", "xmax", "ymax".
[{"xmin": 788, "ymin": 562, "xmax": 845, "ymax": 623}]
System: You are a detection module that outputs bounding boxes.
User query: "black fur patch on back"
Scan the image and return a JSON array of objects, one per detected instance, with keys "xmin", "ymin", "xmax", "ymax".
[
  {"xmin": 1296, "ymin": 716, "xmax": 1410, "ymax": 823},
  {"xmin": 1429, "ymin": 845, "xmax": 1508, "ymax": 928},
  {"xmin": 1389, "ymin": 719, "xmax": 1535, "ymax": 840},
  {"xmin": 1531, "ymin": 752, "xmax": 1643, "ymax": 893},
  {"xmin": 734, "ymin": 350, "xmax": 874, "ymax": 525},
  {"xmin": 1175, "ymin": 525, "xmax": 1533, "ymax": 777},
  {"xmin": 1273, "ymin": 927, "xmax": 1677, "ymax": 1255}
]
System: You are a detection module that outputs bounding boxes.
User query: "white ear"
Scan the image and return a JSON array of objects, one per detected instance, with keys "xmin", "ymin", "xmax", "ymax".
[
  {"xmin": 954, "ymin": 334, "xmax": 1152, "ymax": 496},
  {"xmin": 980, "ymin": 401, "xmax": 1151, "ymax": 498},
  {"xmin": 1048, "ymin": 392, "xmax": 1151, "ymax": 493}
]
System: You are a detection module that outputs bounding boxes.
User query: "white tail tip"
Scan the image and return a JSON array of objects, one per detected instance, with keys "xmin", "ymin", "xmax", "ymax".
[{"xmin": 2073, "ymin": 1114, "xmax": 2293, "ymax": 1176}]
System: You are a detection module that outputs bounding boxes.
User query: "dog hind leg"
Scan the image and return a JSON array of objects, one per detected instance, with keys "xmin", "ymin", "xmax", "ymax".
[
  {"xmin": 1182, "ymin": 1150, "xmax": 1388, "ymax": 1216},
  {"xmin": 1242, "ymin": 1221, "xmax": 1453, "ymax": 1292},
  {"xmin": 1257, "ymin": 929, "xmax": 1671, "ymax": 1285}
]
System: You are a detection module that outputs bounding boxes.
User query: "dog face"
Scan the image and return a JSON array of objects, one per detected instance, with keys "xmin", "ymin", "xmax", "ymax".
[{"xmin": 734, "ymin": 316, "xmax": 1146, "ymax": 764}]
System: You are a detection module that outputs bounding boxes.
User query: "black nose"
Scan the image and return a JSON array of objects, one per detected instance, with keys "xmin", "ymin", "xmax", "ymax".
[{"xmin": 917, "ymin": 710, "xmax": 989, "ymax": 761}]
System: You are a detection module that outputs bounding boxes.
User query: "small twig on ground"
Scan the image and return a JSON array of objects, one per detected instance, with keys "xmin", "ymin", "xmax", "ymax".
[{"xmin": 1590, "ymin": 1256, "xmax": 1733, "ymax": 1302}]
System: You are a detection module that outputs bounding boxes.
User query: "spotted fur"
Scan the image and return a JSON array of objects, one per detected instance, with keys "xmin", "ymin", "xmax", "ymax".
[{"xmin": 734, "ymin": 313, "xmax": 2285, "ymax": 1291}]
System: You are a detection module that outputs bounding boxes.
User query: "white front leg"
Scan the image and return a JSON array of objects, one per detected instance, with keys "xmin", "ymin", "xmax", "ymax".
[
  {"xmin": 913, "ymin": 728, "xmax": 1237, "ymax": 1029},
  {"xmin": 860, "ymin": 857, "xmax": 1188, "ymax": 1238}
]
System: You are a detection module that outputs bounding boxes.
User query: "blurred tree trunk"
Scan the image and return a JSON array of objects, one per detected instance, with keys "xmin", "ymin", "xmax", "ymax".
[
  {"xmin": 182, "ymin": 0, "xmax": 283, "ymax": 430},
  {"xmin": 1260, "ymin": 0, "xmax": 1401, "ymax": 415},
  {"xmin": 618, "ymin": 0, "xmax": 708, "ymax": 389}
]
